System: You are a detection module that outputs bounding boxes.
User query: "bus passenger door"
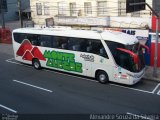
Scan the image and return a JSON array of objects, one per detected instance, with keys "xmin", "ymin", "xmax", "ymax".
[
  {"xmin": 113, "ymin": 66, "xmax": 120, "ymax": 81},
  {"xmin": 85, "ymin": 59, "xmax": 93, "ymax": 77}
]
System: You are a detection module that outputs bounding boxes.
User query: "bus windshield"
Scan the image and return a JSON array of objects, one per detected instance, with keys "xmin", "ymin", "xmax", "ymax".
[{"xmin": 105, "ymin": 41, "xmax": 145, "ymax": 72}]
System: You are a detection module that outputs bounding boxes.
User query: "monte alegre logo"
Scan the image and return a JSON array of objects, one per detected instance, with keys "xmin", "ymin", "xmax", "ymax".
[
  {"xmin": 16, "ymin": 40, "xmax": 46, "ymax": 61},
  {"xmin": 43, "ymin": 50, "xmax": 83, "ymax": 73},
  {"xmin": 16, "ymin": 40, "xmax": 82, "ymax": 73}
]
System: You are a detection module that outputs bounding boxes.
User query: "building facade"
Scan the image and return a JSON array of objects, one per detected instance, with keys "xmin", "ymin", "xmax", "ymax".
[
  {"xmin": 0, "ymin": 0, "xmax": 30, "ymax": 22},
  {"xmin": 153, "ymin": 0, "xmax": 160, "ymax": 15},
  {"xmin": 30, "ymin": 0, "xmax": 153, "ymax": 28}
]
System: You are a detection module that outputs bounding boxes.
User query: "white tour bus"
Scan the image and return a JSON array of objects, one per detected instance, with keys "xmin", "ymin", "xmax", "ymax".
[{"xmin": 12, "ymin": 28, "xmax": 149, "ymax": 85}]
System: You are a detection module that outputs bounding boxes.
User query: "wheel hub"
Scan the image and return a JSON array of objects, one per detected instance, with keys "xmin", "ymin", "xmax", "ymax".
[
  {"xmin": 34, "ymin": 62, "xmax": 39, "ymax": 68},
  {"xmin": 99, "ymin": 74, "xmax": 106, "ymax": 81}
]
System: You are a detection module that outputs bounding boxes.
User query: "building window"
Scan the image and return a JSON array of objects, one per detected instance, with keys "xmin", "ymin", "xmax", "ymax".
[
  {"xmin": 84, "ymin": 2, "xmax": 92, "ymax": 15},
  {"xmin": 70, "ymin": 2, "xmax": 76, "ymax": 16},
  {"xmin": 118, "ymin": 0, "xmax": 126, "ymax": 16},
  {"xmin": 2, "ymin": 0, "xmax": 8, "ymax": 12},
  {"xmin": 36, "ymin": 3, "xmax": 42, "ymax": 15},
  {"xmin": 97, "ymin": 1, "xmax": 107, "ymax": 16},
  {"xmin": 58, "ymin": 1, "xmax": 67, "ymax": 16},
  {"xmin": 44, "ymin": 2, "xmax": 50, "ymax": 15},
  {"xmin": 131, "ymin": 11, "xmax": 140, "ymax": 17}
]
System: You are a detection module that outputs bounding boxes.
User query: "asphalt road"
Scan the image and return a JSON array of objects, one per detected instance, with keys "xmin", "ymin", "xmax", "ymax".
[{"xmin": 0, "ymin": 44, "xmax": 160, "ymax": 120}]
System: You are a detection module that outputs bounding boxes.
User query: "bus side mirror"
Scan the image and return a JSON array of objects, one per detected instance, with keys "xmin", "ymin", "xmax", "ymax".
[
  {"xmin": 140, "ymin": 44, "xmax": 150, "ymax": 54},
  {"xmin": 117, "ymin": 48, "xmax": 138, "ymax": 63}
]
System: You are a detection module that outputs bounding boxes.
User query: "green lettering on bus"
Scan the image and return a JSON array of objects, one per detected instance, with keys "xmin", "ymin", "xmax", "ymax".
[
  {"xmin": 70, "ymin": 62, "xmax": 76, "ymax": 71},
  {"xmin": 57, "ymin": 52, "xmax": 63, "ymax": 60},
  {"xmin": 43, "ymin": 50, "xmax": 82, "ymax": 73},
  {"xmin": 52, "ymin": 59, "xmax": 58, "ymax": 68},
  {"xmin": 76, "ymin": 63, "xmax": 82, "ymax": 73},
  {"xmin": 69, "ymin": 53, "xmax": 75, "ymax": 62},
  {"xmin": 44, "ymin": 50, "xmax": 52, "ymax": 59},
  {"xmin": 63, "ymin": 53, "xmax": 69, "ymax": 61},
  {"xmin": 51, "ymin": 50, "xmax": 57, "ymax": 59},
  {"xmin": 63, "ymin": 61, "xmax": 70, "ymax": 71},
  {"xmin": 57, "ymin": 60, "xmax": 63, "ymax": 69},
  {"xmin": 46, "ymin": 58, "xmax": 53, "ymax": 67}
]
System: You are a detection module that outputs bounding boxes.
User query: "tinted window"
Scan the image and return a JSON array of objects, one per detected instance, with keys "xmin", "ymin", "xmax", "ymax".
[
  {"xmin": 13, "ymin": 33, "xmax": 27, "ymax": 43},
  {"xmin": 27, "ymin": 34, "xmax": 39, "ymax": 45},
  {"xmin": 86, "ymin": 39, "xmax": 108, "ymax": 58},
  {"xmin": 53, "ymin": 36, "xmax": 68, "ymax": 49},
  {"xmin": 52, "ymin": 36, "xmax": 59, "ymax": 48},
  {"xmin": 39, "ymin": 35, "xmax": 52, "ymax": 47},
  {"xmin": 106, "ymin": 41, "xmax": 139, "ymax": 72},
  {"xmin": 105, "ymin": 41, "xmax": 125, "ymax": 59},
  {"xmin": 68, "ymin": 38, "xmax": 85, "ymax": 51}
]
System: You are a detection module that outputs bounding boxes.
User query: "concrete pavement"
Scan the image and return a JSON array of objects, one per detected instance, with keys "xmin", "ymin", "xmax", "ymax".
[
  {"xmin": 143, "ymin": 66, "xmax": 160, "ymax": 82},
  {"xmin": 0, "ymin": 43, "xmax": 14, "ymax": 56}
]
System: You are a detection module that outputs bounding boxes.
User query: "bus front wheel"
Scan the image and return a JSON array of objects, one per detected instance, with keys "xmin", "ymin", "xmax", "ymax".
[
  {"xmin": 32, "ymin": 59, "xmax": 41, "ymax": 70},
  {"xmin": 96, "ymin": 71, "xmax": 109, "ymax": 84}
]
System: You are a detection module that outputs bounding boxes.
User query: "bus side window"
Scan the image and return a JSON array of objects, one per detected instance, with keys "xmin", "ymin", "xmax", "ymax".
[
  {"xmin": 68, "ymin": 38, "xmax": 75, "ymax": 50},
  {"xmin": 52, "ymin": 36, "xmax": 59, "ymax": 48},
  {"xmin": 85, "ymin": 39, "xmax": 108, "ymax": 58},
  {"xmin": 86, "ymin": 40, "xmax": 92, "ymax": 52},
  {"xmin": 99, "ymin": 47, "xmax": 108, "ymax": 58},
  {"xmin": 68, "ymin": 37, "xmax": 82, "ymax": 51},
  {"xmin": 13, "ymin": 33, "xmax": 27, "ymax": 43},
  {"xmin": 39, "ymin": 35, "xmax": 52, "ymax": 47},
  {"xmin": 27, "ymin": 34, "xmax": 39, "ymax": 46},
  {"xmin": 55, "ymin": 36, "xmax": 68, "ymax": 50}
]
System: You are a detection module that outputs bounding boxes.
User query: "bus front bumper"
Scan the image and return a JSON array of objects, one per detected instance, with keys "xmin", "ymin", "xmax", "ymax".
[{"xmin": 127, "ymin": 68, "xmax": 145, "ymax": 85}]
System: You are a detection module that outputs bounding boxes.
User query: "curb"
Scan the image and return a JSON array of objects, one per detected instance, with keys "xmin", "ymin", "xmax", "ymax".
[
  {"xmin": 143, "ymin": 66, "xmax": 160, "ymax": 83},
  {"xmin": 142, "ymin": 76, "xmax": 160, "ymax": 83}
]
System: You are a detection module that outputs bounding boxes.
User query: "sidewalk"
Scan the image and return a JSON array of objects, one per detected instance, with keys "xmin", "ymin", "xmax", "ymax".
[
  {"xmin": 0, "ymin": 43, "xmax": 14, "ymax": 56},
  {"xmin": 143, "ymin": 66, "xmax": 160, "ymax": 82},
  {"xmin": 0, "ymin": 21, "xmax": 21, "ymax": 31}
]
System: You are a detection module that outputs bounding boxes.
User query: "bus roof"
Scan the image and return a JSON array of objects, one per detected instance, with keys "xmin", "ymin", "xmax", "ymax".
[{"xmin": 13, "ymin": 28, "xmax": 138, "ymax": 45}]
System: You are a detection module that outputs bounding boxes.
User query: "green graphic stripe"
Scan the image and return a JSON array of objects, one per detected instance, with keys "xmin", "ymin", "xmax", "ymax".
[{"xmin": 44, "ymin": 50, "xmax": 82, "ymax": 73}]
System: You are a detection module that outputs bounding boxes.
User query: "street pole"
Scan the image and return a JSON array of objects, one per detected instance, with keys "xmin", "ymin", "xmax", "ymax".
[
  {"xmin": 153, "ymin": 17, "xmax": 159, "ymax": 77},
  {"xmin": 0, "ymin": 0, "xmax": 5, "ymax": 28},
  {"xmin": 130, "ymin": 2, "xmax": 159, "ymax": 77},
  {"xmin": 17, "ymin": 0, "xmax": 23, "ymax": 28}
]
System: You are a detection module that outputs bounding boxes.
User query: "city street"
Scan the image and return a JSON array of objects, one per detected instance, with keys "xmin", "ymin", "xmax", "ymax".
[
  {"xmin": 0, "ymin": 0, "xmax": 160, "ymax": 119},
  {"xmin": 0, "ymin": 44, "xmax": 160, "ymax": 120}
]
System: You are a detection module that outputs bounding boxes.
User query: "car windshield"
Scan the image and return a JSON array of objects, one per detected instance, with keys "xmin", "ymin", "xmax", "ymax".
[{"xmin": 105, "ymin": 41, "xmax": 145, "ymax": 72}]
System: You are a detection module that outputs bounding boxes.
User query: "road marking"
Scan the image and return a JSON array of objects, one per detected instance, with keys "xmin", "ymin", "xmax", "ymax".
[
  {"xmin": 6, "ymin": 58, "xmax": 32, "ymax": 67},
  {"xmin": 0, "ymin": 104, "xmax": 17, "ymax": 113},
  {"xmin": 5, "ymin": 58, "xmax": 15, "ymax": 61},
  {"xmin": 157, "ymin": 90, "xmax": 160, "ymax": 95},
  {"xmin": 13, "ymin": 80, "xmax": 53, "ymax": 93},
  {"xmin": 6, "ymin": 58, "xmax": 160, "ymax": 96},
  {"xmin": 6, "ymin": 58, "xmax": 98, "ymax": 83},
  {"xmin": 151, "ymin": 83, "xmax": 160, "ymax": 94},
  {"xmin": 126, "ymin": 112, "xmax": 153, "ymax": 120},
  {"xmin": 110, "ymin": 84, "xmax": 153, "ymax": 94},
  {"xmin": 152, "ymin": 83, "xmax": 160, "ymax": 93}
]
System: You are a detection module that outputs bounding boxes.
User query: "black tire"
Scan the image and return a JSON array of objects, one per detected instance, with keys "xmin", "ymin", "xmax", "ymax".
[
  {"xmin": 32, "ymin": 59, "xmax": 41, "ymax": 70},
  {"xmin": 96, "ymin": 71, "xmax": 109, "ymax": 84}
]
